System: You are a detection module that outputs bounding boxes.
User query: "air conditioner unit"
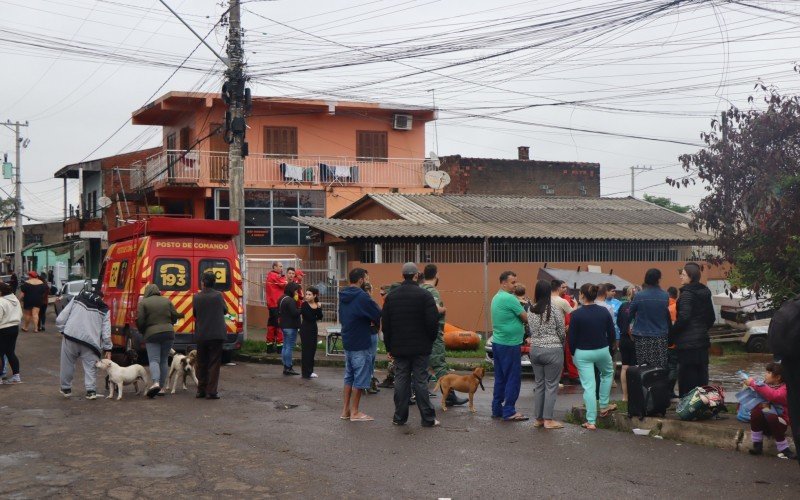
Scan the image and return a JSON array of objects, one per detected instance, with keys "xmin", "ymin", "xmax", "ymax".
[
  {"xmin": 545, "ymin": 189, "xmax": 555, "ymax": 195},
  {"xmin": 539, "ymin": 184, "xmax": 549, "ymax": 190},
  {"xmin": 393, "ymin": 114, "xmax": 413, "ymax": 130}
]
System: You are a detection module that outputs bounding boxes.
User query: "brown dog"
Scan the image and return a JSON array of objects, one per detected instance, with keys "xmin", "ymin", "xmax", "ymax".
[{"xmin": 433, "ymin": 366, "xmax": 485, "ymax": 413}]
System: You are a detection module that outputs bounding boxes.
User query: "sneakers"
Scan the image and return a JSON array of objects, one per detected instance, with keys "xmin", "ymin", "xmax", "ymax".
[
  {"xmin": 778, "ymin": 448, "xmax": 797, "ymax": 460},
  {"xmin": 376, "ymin": 378, "xmax": 394, "ymax": 388},
  {"xmin": 59, "ymin": 388, "xmax": 72, "ymax": 398},
  {"xmin": 146, "ymin": 383, "xmax": 161, "ymax": 398},
  {"xmin": 85, "ymin": 391, "xmax": 98, "ymax": 400},
  {"xmin": 422, "ymin": 419, "xmax": 441, "ymax": 428},
  {"xmin": 2, "ymin": 375, "xmax": 21, "ymax": 384},
  {"xmin": 310, "ymin": 373, "xmax": 318, "ymax": 378}
]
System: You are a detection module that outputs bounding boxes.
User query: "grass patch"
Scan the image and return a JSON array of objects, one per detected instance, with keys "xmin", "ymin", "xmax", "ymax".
[{"xmin": 240, "ymin": 337, "xmax": 486, "ymax": 358}]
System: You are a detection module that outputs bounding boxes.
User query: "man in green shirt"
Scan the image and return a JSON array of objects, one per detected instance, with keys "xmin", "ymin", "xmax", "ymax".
[
  {"xmin": 490, "ymin": 271, "xmax": 529, "ymax": 421},
  {"xmin": 421, "ymin": 264, "xmax": 468, "ymax": 407}
]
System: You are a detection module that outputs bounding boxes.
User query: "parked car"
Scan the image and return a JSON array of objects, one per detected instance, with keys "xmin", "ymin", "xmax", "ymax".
[{"xmin": 53, "ymin": 279, "xmax": 97, "ymax": 315}]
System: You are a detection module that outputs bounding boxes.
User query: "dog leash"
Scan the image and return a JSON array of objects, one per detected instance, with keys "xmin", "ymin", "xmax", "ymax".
[{"xmin": 474, "ymin": 373, "xmax": 485, "ymax": 391}]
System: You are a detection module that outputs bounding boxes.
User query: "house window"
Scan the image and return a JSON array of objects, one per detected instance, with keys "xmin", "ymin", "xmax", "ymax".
[
  {"xmin": 356, "ymin": 131, "xmax": 388, "ymax": 161},
  {"xmin": 215, "ymin": 189, "xmax": 324, "ymax": 246},
  {"xmin": 263, "ymin": 127, "xmax": 298, "ymax": 157},
  {"xmin": 166, "ymin": 133, "xmax": 176, "ymax": 151}
]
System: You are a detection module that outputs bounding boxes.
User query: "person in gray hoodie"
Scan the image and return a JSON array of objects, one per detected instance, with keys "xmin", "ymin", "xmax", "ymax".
[
  {"xmin": 56, "ymin": 288, "xmax": 111, "ymax": 399},
  {"xmin": 137, "ymin": 284, "xmax": 183, "ymax": 398},
  {"xmin": 0, "ymin": 282, "xmax": 23, "ymax": 384}
]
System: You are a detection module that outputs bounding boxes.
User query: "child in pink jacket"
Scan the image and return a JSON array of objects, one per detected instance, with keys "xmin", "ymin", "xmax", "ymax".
[{"xmin": 747, "ymin": 362, "xmax": 796, "ymax": 460}]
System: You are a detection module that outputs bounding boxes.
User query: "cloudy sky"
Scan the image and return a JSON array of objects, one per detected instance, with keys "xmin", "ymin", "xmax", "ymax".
[{"xmin": 2, "ymin": 0, "xmax": 800, "ymax": 221}]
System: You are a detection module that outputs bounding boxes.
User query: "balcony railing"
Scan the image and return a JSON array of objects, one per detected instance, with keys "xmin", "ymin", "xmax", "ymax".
[
  {"xmin": 130, "ymin": 150, "xmax": 434, "ymax": 190},
  {"xmin": 64, "ymin": 216, "xmax": 103, "ymax": 235}
]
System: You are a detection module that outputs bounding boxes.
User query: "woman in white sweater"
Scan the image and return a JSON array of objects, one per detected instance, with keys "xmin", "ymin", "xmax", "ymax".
[{"xmin": 0, "ymin": 282, "xmax": 23, "ymax": 384}]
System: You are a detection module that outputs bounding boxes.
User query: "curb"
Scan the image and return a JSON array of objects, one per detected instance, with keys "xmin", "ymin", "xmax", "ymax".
[
  {"xmin": 567, "ymin": 407, "xmax": 793, "ymax": 456},
  {"xmin": 234, "ymin": 353, "xmax": 491, "ymax": 373}
]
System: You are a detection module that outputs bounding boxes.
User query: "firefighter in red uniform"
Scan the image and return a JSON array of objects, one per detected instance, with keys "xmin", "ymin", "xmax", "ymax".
[{"xmin": 265, "ymin": 262, "xmax": 287, "ymax": 353}]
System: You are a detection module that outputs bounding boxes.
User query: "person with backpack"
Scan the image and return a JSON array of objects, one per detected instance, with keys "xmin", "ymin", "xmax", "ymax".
[
  {"xmin": 745, "ymin": 362, "xmax": 796, "ymax": 460},
  {"xmin": 670, "ymin": 262, "xmax": 716, "ymax": 397}
]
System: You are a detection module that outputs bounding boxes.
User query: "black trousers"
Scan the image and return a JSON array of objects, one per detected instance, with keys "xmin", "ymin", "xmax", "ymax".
[
  {"xmin": 299, "ymin": 326, "xmax": 317, "ymax": 378},
  {"xmin": 782, "ymin": 359, "xmax": 800, "ymax": 467},
  {"xmin": 393, "ymin": 354, "xmax": 436, "ymax": 426},
  {"xmin": 38, "ymin": 303, "xmax": 47, "ymax": 329},
  {"xmin": 0, "ymin": 326, "xmax": 20, "ymax": 374},
  {"xmin": 677, "ymin": 347, "xmax": 709, "ymax": 397},
  {"xmin": 197, "ymin": 339, "xmax": 223, "ymax": 395}
]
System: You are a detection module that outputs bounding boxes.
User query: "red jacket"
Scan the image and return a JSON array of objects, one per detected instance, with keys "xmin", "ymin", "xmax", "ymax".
[
  {"xmin": 266, "ymin": 270, "xmax": 287, "ymax": 308},
  {"xmin": 749, "ymin": 380, "xmax": 791, "ymax": 426}
]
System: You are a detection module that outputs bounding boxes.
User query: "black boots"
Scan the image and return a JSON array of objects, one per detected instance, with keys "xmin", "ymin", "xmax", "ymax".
[
  {"xmin": 377, "ymin": 377, "xmax": 394, "ymax": 388},
  {"xmin": 445, "ymin": 391, "xmax": 468, "ymax": 407},
  {"xmin": 749, "ymin": 442, "xmax": 763, "ymax": 455},
  {"xmin": 283, "ymin": 366, "xmax": 299, "ymax": 376}
]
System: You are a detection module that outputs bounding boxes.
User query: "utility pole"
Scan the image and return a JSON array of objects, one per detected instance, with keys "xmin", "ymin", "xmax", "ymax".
[
  {"xmin": 226, "ymin": 0, "xmax": 247, "ymax": 264},
  {"xmin": 630, "ymin": 165, "xmax": 653, "ymax": 198},
  {"xmin": 3, "ymin": 120, "xmax": 28, "ymax": 275}
]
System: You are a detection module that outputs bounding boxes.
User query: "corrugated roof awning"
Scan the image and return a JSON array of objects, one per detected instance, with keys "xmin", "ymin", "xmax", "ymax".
[{"xmin": 295, "ymin": 217, "xmax": 712, "ymax": 242}]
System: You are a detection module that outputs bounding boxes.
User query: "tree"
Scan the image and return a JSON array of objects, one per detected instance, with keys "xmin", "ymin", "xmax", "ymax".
[
  {"xmin": 642, "ymin": 194, "xmax": 690, "ymax": 214},
  {"xmin": 0, "ymin": 198, "xmax": 16, "ymax": 222},
  {"xmin": 671, "ymin": 80, "xmax": 800, "ymax": 305}
]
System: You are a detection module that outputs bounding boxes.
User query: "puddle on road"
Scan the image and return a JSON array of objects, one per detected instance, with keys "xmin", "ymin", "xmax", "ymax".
[
  {"xmin": 0, "ymin": 451, "xmax": 41, "ymax": 467},
  {"xmin": 709, "ymin": 352, "xmax": 773, "ymax": 395}
]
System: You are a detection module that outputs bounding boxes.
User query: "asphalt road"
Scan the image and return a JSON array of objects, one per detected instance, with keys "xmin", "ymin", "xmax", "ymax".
[{"xmin": 2, "ymin": 324, "xmax": 799, "ymax": 499}]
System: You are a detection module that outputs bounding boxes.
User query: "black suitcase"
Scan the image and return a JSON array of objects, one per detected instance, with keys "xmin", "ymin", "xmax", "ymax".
[{"xmin": 627, "ymin": 365, "xmax": 671, "ymax": 418}]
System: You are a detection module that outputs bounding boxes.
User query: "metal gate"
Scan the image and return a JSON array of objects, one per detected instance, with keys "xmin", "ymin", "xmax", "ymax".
[{"xmin": 245, "ymin": 256, "xmax": 339, "ymax": 323}]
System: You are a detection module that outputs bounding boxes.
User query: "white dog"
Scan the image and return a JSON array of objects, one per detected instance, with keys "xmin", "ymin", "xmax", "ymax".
[
  {"xmin": 95, "ymin": 359, "xmax": 149, "ymax": 400},
  {"xmin": 164, "ymin": 349, "xmax": 198, "ymax": 394}
]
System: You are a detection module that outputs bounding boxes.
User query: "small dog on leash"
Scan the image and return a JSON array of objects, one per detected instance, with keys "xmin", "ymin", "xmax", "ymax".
[
  {"xmin": 165, "ymin": 349, "xmax": 198, "ymax": 394},
  {"xmin": 433, "ymin": 366, "xmax": 486, "ymax": 413},
  {"xmin": 95, "ymin": 358, "xmax": 149, "ymax": 400}
]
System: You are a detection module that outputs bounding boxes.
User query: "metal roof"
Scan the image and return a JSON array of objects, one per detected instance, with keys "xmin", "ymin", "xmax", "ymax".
[
  {"xmin": 303, "ymin": 194, "xmax": 708, "ymax": 241},
  {"xmin": 295, "ymin": 217, "xmax": 711, "ymax": 242}
]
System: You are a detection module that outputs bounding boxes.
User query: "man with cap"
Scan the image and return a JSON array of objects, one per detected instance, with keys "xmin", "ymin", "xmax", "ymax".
[{"xmin": 382, "ymin": 262, "xmax": 440, "ymax": 427}]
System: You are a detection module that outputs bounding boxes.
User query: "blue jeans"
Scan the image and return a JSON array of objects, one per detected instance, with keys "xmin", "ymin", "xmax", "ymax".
[
  {"xmin": 492, "ymin": 343, "xmax": 522, "ymax": 419},
  {"xmin": 344, "ymin": 348, "xmax": 372, "ymax": 389},
  {"xmin": 146, "ymin": 341, "xmax": 173, "ymax": 387},
  {"xmin": 282, "ymin": 328, "xmax": 298, "ymax": 368}
]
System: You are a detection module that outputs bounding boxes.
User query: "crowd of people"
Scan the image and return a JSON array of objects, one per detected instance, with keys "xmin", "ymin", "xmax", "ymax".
[
  {"xmin": 4, "ymin": 258, "xmax": 798, "ymax": 465},
  {"xmin": 0, "ymin": 269, "xmax": 57, "ymax": 385}
]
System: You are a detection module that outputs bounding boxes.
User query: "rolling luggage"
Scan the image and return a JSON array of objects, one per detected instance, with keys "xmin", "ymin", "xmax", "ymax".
[{"xmin": 627, "ymin": 364, "xmax": 671, "ymax": 418}]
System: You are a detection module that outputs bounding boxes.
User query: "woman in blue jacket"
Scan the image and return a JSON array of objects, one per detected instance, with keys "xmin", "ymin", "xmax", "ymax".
[{"xmin": 629, "ymin": 268, "xmax": 671, "ymax": 368}]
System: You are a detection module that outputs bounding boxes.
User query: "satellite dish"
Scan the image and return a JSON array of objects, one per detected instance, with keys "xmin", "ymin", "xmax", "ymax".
[
  {"xmin": 97, "ymin": 196, "xmax": 113, "ymax": 209},
  {"xmin": 429, "ymin": 151, "xmax": 441, "ymax": 168},
  {"xmin": 424, "ymin": 170, "xmax": 451, "ymax": 190}
]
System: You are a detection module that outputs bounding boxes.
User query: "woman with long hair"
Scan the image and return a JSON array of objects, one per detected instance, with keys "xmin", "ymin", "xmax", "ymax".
[
  {"xmin": 19, "ymin": 271, "xmax": 47, "ymax": 332},
  {"xmin": 0, "ymin": 282, "xmax": 23, "ymax": 384},
  {"xmin": 568, "ymin": 283, "xmax": 617, "ymax": 430},
  {"xmin": 527, "ymin": 279, "xmax": 566, "ymax": 429},
  {"xmin": 299, "ymin": 286, "xmax": 323, "ymax": 379},
  {"xmin": 671, "ymin": 262, "xmax": 716, "ymax": 396},
  {"xmin": 279, "ymin": 282, "xmax": 302, "ymax": 376}
]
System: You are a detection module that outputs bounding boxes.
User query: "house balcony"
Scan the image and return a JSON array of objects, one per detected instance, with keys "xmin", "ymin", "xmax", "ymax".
[
  {"xmin": 64, "ymin": 217, "xmax": 104, "ymax": 239},
  {"xmin": 130, "ymin": 150, "xmax": 435, "ymax": 191}
]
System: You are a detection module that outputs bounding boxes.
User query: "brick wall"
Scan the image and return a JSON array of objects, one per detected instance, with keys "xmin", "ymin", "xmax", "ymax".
[{"xmin": 440, "ymin": 155, "xmax": 600, "ymax": 197}]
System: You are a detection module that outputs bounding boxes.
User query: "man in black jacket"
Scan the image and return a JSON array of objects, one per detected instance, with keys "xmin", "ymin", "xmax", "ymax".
[
  {"xmin": 382, "ymin": 262, "xmax": 440, "ymax": 427},
  {"xmin": 670, "ymin": 262, "xmax": 716, "ymax": 396},
  {"xmin": 192, "ymin": 272, "xmax": 228, "ymax": 399}
]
